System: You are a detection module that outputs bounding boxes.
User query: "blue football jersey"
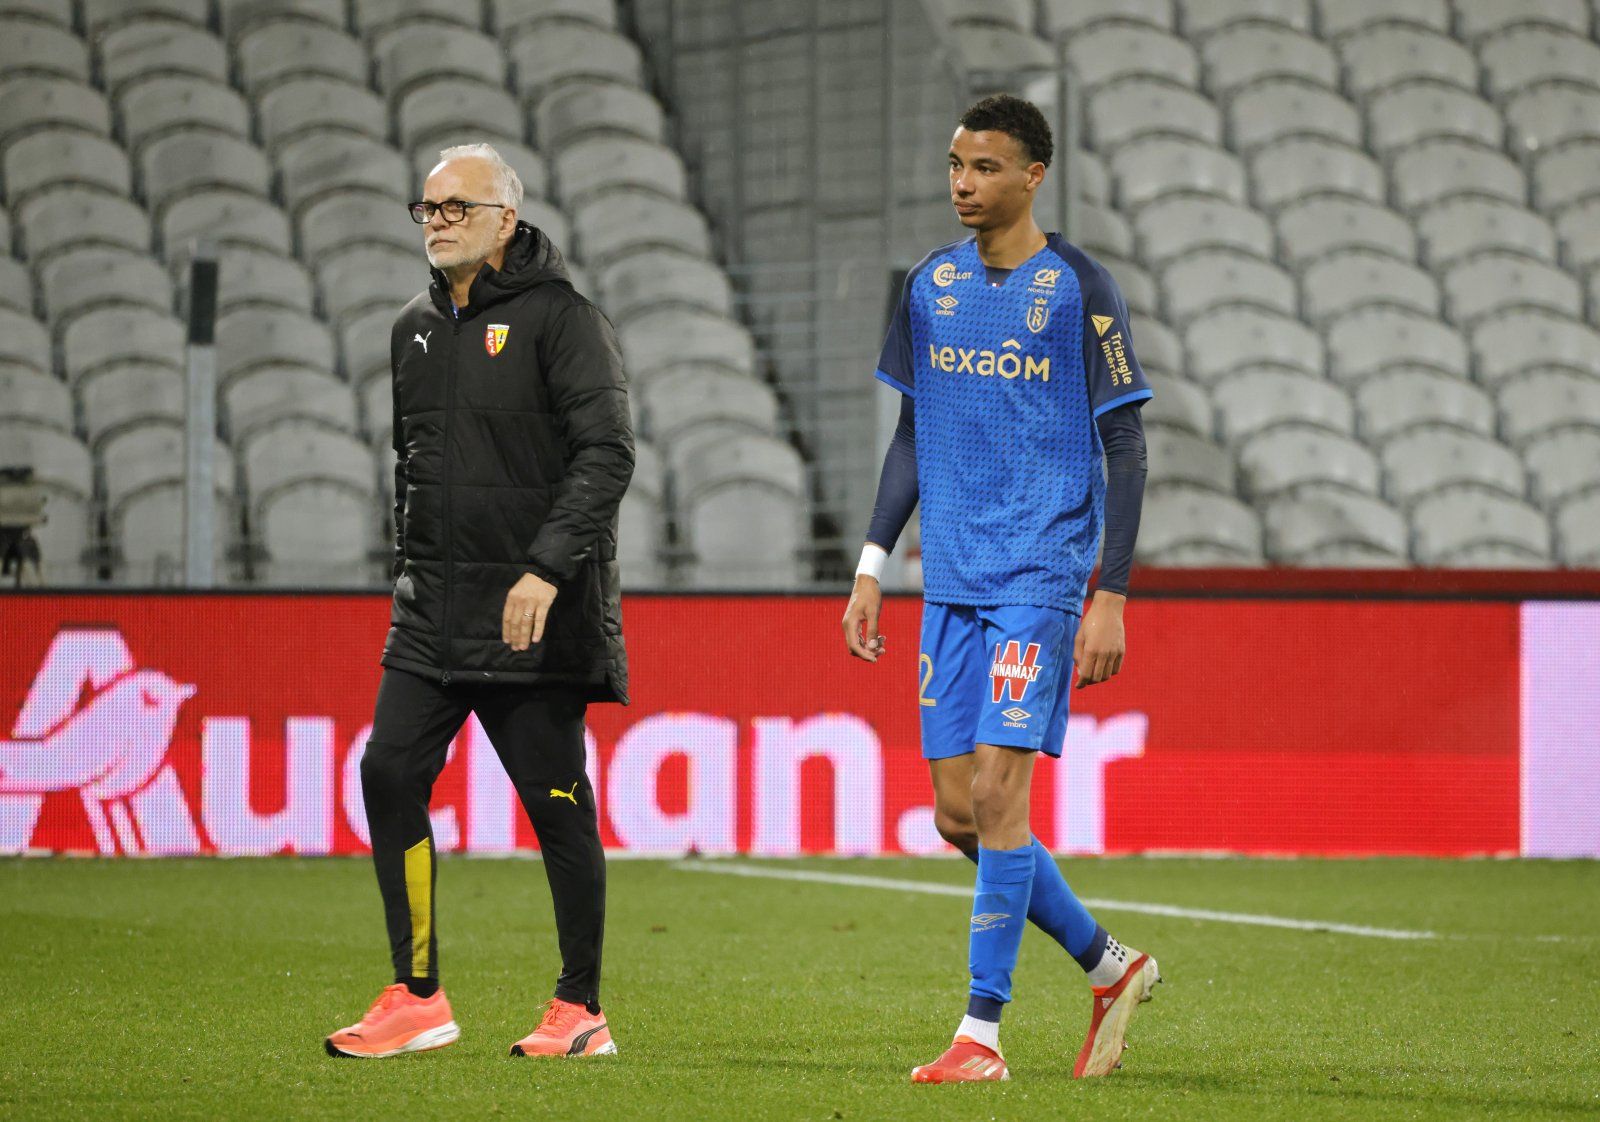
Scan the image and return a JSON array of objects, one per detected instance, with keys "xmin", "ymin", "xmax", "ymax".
[{"xmin": 875, "ymin": 234, "xmax": 1153, "ymax": 612}]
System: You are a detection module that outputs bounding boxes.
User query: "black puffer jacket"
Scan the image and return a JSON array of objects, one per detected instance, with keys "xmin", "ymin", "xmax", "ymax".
[{"xmin": 382, "ymin": 223, "xmax": 633, "ymax": 702}]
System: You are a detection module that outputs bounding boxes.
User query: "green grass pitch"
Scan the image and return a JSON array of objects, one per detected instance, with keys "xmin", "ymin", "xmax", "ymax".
[{"xmin": 3, "ymin": 856, "xmax": 1597, "ymax": 1120}]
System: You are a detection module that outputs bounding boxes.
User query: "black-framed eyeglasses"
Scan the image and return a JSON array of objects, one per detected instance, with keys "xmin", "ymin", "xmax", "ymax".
[{"xmin": 408, "ymin": 200, "xmax": 506, "ymax": 224}]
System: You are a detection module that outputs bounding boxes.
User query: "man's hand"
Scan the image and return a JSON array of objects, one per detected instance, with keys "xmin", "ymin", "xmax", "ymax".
[
  {"xmin": 842, "ymin": 574, "xmax": 887, "ymax": 662},
  {"xmin": 503, "ymin": 572, "xmax": 558, "ymax": 651},
  {"xmin": 1074, "ymin": 590, "xmax": 1127, "ymax": 688}
]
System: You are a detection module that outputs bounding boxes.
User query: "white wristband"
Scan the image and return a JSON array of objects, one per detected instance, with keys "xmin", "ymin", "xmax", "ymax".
[{"xmin": 855, "ymin": 543, "xmax": 888, "ymax": 581}]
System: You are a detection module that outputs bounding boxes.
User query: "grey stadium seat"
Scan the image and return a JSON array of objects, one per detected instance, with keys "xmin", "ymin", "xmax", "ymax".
[
  {"xmin": 1301, "ymin": 250, "xmax": 1440, "ymax": 324},
  {"xmin": 1201, "ymin": 24, "xmax": 1337, "ymax": 94},
  {"xmin": 1365, "ymin": 81, "xmax": 1503, "ymax": 155},
  {"xmin": 1531, "ymin": 140, "xmax": 1600, "ymax": 216},
  {"xmin": 1088, "ymin": 79, "xmax": 1221, "ymax": 149},
  {"xmin": 1141, "ymin": 372, "xmax": 1212, "ymax": 435},
  {"xmin": 208, "ymin": 246, "xmax": 315, "ymax": 314},
  {"xmin": 278, "ymin": 133, "xmax": 409, "ymax": 216},
  {"xmin": 100, "ymin": 421, "xmax": 231, "ymax": 510},
  {"xmin": 3, "ymin": 129, "xmax": 131, "ymax": 209},
  {"xmin": 139, "ymin": 132, "xmax": 272, "ymax": 215},
  {"xmin": 1135, "ymin": 194, "xmax": 1273, "ymax": 264},
  {"xmin": 408, "ymin": 138, "xmax": 551, "ymax": 202},
  {"xmin": 1073, "ymin": 203, "xmax": 1135, "ymax": 260},
  {"xmin": 491, "ymin": 0, "xmax": 619, "ymax": 34},
  {"xmin": 340, "ymin": 306, "xmax": 398, "ymax": 386},
  {"xmin": 1185, "ymin": 305, "xmax": 1324, "ymax": 382},
  {"xmin": 638, "ymin": 367, "xmax": 780, "ymax": 448},
  {"xmin": 1568, "ymin": 201, "xmax": 1600, "ymax": 271},
  {"xmin": 506, "ymin": 21, "xmax": 645, "ymax": 99},
  {"xmin": 1227, "ymin": 78, "xmax": 1361, "ymax": 152},
  {"xmin": 1411, "ymin": 487, "xmax": 1551, "ymax": 565},
  {"xmin": 82, "ymin": 0, "xmax": 208, "ymax": 32},
  {"xmin": 0, "ymin": 308, "xmax": 50, "ymax": 371},
  {"xmin": 1442, "ymin": 252, "xmax": 1582, "ymax": 326},
  {"xmin": 1381, "ymin": 426, "xmax": 1525, "ymax": 506},
  {"xmin": 1326, "ymin": 307, "xmax": 1468, "ymax": 383},
  {"xmin": 1066, "ymin": 20, "xmax": 1200, "ymax": 88},
  {"xmin": 113, "ymin": 484, "xmax": 237, "ymax": 585},
  {"xmin": 19, "ymin": 187, "xmax": 151, "ymax": 258},
  {"xmin": 160, "ymin": 189, "xmax": 294, "ymax": 257},
  {"xmin": 1248, "ymin": 138, "xmax": 1383, "ymax": 211},
  {"xmin": 395, "ymin": 78, "xmax": 523, "ymax": 151},
  {"xmin": 217, "ymin": 307, "xmax": 336, "ymax": 383},
  {"xmin": 1111, "ymin": 136, "xmax": 1246, "ymax": 211},
  {"xmin": 1212, "ymin": 368, "xmax": 1353, "ymax": 441},
  {"xmin": 372, "ymin": 24, "xmax": 505, "ymax": 96},
  {"xmin": 1504, "ymin": 83, "xmax": 1600, "ymax": 154},
  {"xmin": 0, "ymin": 365, "xmax": 73, "ymax": 432},
  {"xmin": 946, "ymin": 24, "xmax": 1054, "ymax": 77},
  {"xmin": 1138, "ymin": 484, "xmax": 1264, "ymax": 563},
  {"xmin": 1454, "ymin": 0, "xmax": 1590, "ymax": 39},
  {"xmin": 97, "ymin": 21, "xmax": 229, "ymax": 93},
  {"xmin": 1417, "ymin": 197, "xmax": 1558, "ymax": 268},
  {"xmin": 1179, "ymin": 0, "xmax": 1313, "ymax": 37},
  {"xmin": 597, "ymin": 248, "xmax": 733, "ymax": 322},
  {"xmin": 0, "ymin": 0, "xmax": 72, "ymax": 26},
  {"xmin": 1497, "ymin": 371, "xmax": 1600, "ymax": 446},
  {"xmin": 554, "ymin": 136, "xmax": 688, "ymax": 205},
  {"xmin": 571, "ymin": 190, "xmax": 711, "ymax": 266},
  {"xmin": 242, "ymin": 421, "xmax": 375, "ymax": 496},
  {"xmin": 0, "ymin": 421, "xmax": 91, "ymax": 497},
  {"xmin": 618, "ymin": 438, "xmax": 664, "ymax": 586},
  {"xmin": 617, "ymin": 308, "xmax": 755, "ymax": 382},
  {"xmin": 217, "ymin": 0, "xmax": 347, "ymax": 38},
  {"xmin": 0, "ymin": 17, "xmax": 88, "ymax": 81},
  {"xmin": 1471, "ymin": 310, "xmax": 1600, "ymax": 387},
  {"xmin": 1161, "ymin": 250, "xmax": 1296, "ymax": 323},
  {"xmin": 315, "ymin": 246, "xmax": 424, "ymax": 324},
  {"xmin": 1263, "ymin": 488, "xmax": 1406, "ymax": 564},
  {"xmin": 0, "ymin": 257, "xmax": 29, "ymax": 313},
  {"xmin": 1525, "ymin": 429, "xmax": 1600, "ymax": 509},
  {"xmin": 1276, "ymin": 196, "xmax": 1416, "ymax": 266},
  {"xmin": 516, "ymin": 199, "xmax": 572, "ymax": 254},
  {"xmin": 1353, "ymin": 367, "xmax": 1494, "ymax": 443},
  {"xmin": 1237, "ymin": 426, "xmax": 1379, "ymax": 498},
  {"xmin": 534, "ymin": 80, "xmax": 665, "ymax": 149},
  {"xmin": 353, "ymin": 0, "xmax": 484, "ymax": 38},
  {"xmin": 236, "ymin": 22, "xmax": 368, "ymax": 93},
  {"xmin": 0, "ymin": 76, "xmax": 111, "ymax": 145},
  {"xmin": 60, "ymin": 307, "xmax": 184, "ymax": 385},
  {"xmin": 117, "ymin": 76, "xmax": 251, "ymax": 157},
  {"xmin": 299, "ymin": 190, "xmax": 415, "ymax": 258},
  {"xmin": 257, "ymin": 78, "xmax": 389, "ymax": 153},
  {"xmin": 1556, "ymin": 491, "xmax": 1600, "ymax": 565},
  {"xmin": 1337, "ymin": 25, "xmax": 1476, "ymax": 99},
  {"xmin": 40, "ymin": 247, "xmax": 173, "ymax": 330},
  {"xmin": 1039, "ymin": 0, "xmax": 1174, "ymax": 36},
  {"xmin": 675, "ymin": 431, "xmax": 806, "ymax": 589},
  {"xmin": 1390, "ymin": 139, "xmax": 1525, "ymax": 213},
  {"xmin": 1146, "ymin": 423, "xmax": 1236, "ymax": 491},
  {"xmin": 924, "ymin": 0, "xmax": 1033, "ymax": 32},
  {"xmin": 224, "ymin": 365, "xmax": 359, "ymax": 441},
  {"xmin": 1315, "ymin": 0, "xmax": 1448, "ymax": 38},
  {"xmin": 78, "ymin": 363, "xmax": 185, "ymax": 445},
  {"xmin": 1480, "ymin": 26, "xmax": 1600, "ymax": 101}
]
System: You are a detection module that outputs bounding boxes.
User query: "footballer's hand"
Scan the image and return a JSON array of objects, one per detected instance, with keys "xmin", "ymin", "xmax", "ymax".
[
  {"xmin": 1074, "ymin": 590, "xmax": 1126, "ymax": 688},
  {"xmin": 842, "ymin": 574, "xmax": 887, "ymax": 662},
  {"xmin": 503, "ymin": 572, "xmax": 558, "ymax": 651}
]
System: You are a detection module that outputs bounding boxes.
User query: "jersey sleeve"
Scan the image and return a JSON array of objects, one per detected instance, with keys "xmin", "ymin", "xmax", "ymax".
[
  {"xmin": 1081, "ymin": 264, "xmax": 1154, "ymax": 417},
  {"xmin": 874, "ymin": 273, "xmax": 915, "ymax": 397}
]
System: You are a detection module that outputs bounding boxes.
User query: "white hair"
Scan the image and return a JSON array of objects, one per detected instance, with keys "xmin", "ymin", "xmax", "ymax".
[{"xmin": 437, "ymin": 142, "xmax": 524, "ymax": 210}]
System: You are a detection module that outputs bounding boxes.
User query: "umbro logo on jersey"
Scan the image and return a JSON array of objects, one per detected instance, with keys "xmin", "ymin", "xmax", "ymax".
[
  {"xmin": 934, "ymin": 294, "xmax": 959, "ymax": 316},
  {"xmin": 932, "ymin": 262, "xmax": 973, "ymax": 287},
  {"xmin": 1092, "ymin": 314, "xmax": 1115, "ymax": 337},
  {"xmin": 413, "ymin": 331, "xmax": 431, "ymax": 353},
  {"xmin": 971, "ymin": 912, "xmax": 1012, "ymax": 931},
  {"xmin": 1002, "ymin": 707, "xmax": 1030, "ymax": 722}
]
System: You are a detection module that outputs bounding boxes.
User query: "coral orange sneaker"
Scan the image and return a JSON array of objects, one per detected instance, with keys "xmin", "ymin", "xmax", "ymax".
[
  {"xmin": 324, "ymin": 984, "xmax": 460, "ymax": 1058},
  {"xmin": 1073, "ymin": 951, "xmax": 1161, "ymax": 1078},
  {"xmin": 509, "ymin": 998, "xmax": 616, "ymax": 1057},
  {"xmin": 911, "ymin": 1036, "xmax": 1009, "ymax": 1083}
]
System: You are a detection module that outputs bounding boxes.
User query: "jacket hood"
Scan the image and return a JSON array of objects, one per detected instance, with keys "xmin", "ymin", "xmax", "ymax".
[{"xmin": 428, "ymin": 222, "xmax": 570, "ymax": 316}]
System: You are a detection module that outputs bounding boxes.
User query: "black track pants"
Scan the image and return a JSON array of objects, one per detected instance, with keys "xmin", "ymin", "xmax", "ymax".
[{"xmin": 360, "ymin": 667, "xmax": 606, "ymax": 1009}]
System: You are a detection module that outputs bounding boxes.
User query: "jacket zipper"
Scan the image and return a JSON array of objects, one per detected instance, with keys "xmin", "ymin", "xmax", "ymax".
[{"xmin": 440, "ymin": 313, "xmax": 462, "ymax": 687}]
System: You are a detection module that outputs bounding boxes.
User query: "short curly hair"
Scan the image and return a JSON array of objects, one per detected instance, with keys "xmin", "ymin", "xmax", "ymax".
[{"xmin": 958, "ymin": 94, "xmax": 1053, "ymax": 167}]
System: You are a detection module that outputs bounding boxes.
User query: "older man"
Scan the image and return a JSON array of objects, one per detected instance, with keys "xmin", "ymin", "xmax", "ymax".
[{"xmin": 325, "ymin": 144, "xmax": 633, "ymax": 1060}]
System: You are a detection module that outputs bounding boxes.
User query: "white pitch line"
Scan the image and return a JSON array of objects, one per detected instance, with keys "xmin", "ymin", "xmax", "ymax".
[{"xmin": 672, "ymin": 861, "xmax": 1438, "ymax": 941}]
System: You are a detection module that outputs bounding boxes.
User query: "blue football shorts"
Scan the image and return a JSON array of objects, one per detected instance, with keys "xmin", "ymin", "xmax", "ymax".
[{"xmin": 917, "ymin": 602, "xmax": 1079, "ymax": 759}]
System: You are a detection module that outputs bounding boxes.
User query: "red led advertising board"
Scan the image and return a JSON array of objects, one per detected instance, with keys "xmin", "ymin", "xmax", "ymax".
[{"xmin": 1, "ymin": 595, "xmax": 1594, "ymax": 858}]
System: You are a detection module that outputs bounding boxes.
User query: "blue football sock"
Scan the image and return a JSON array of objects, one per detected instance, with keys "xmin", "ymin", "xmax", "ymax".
[
  {"xmin": 963, "ymin": 837, "xmax": 1100, "ymax": 959},
  {"xmin": 967, "ymin": 844, "xmax": 1036, "ymax": 1017}
]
